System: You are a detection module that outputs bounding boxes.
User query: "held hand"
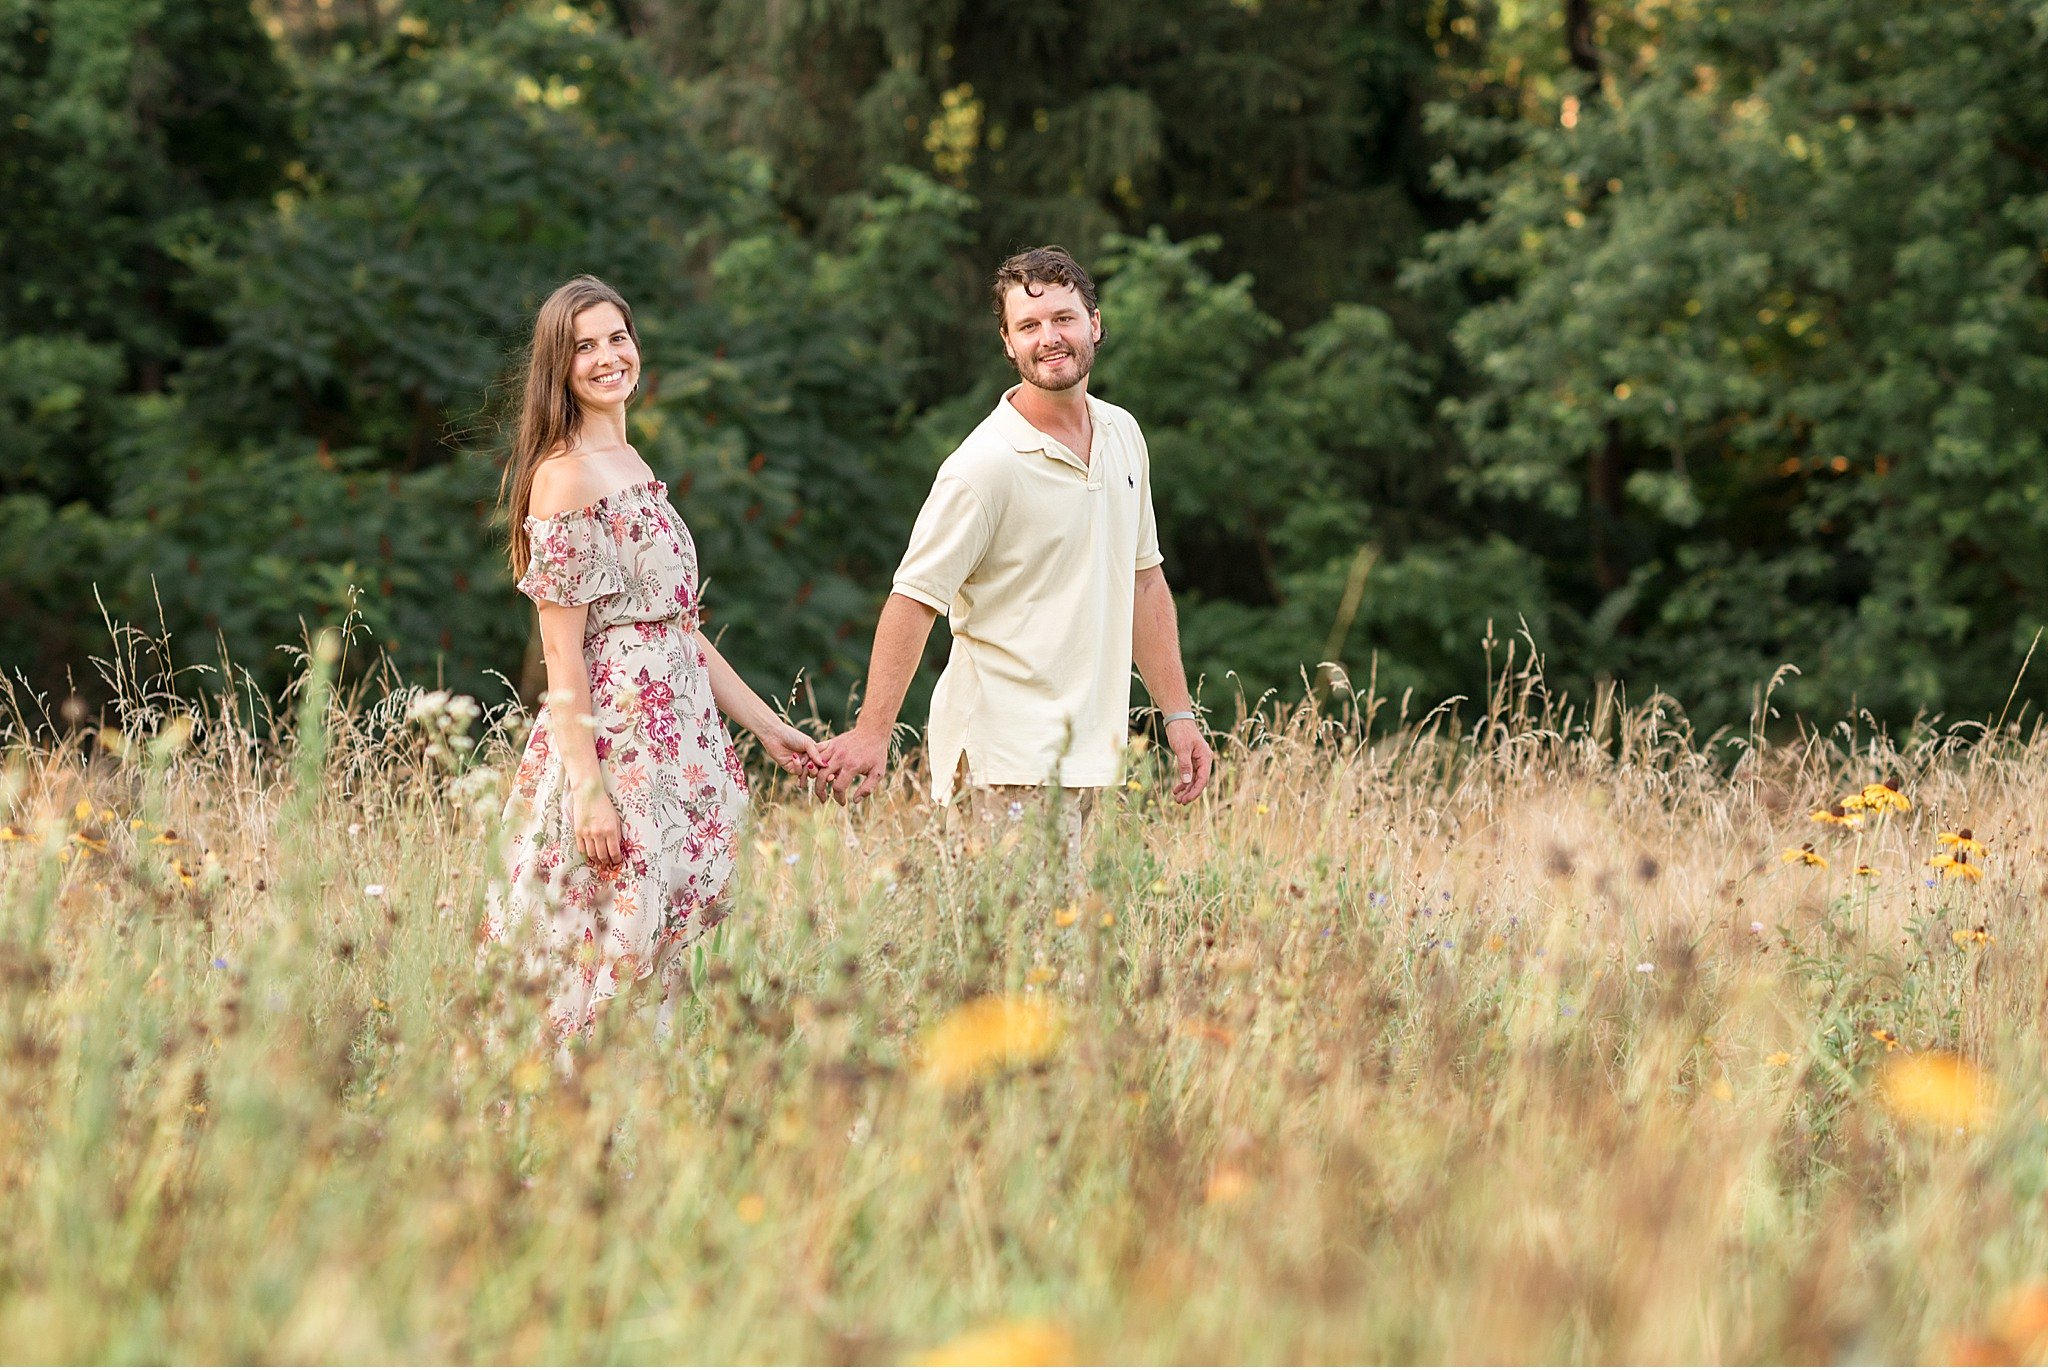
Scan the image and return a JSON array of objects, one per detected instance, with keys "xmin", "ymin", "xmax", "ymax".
[
  {"xmin": 1165, "ymin": 717, "xmax": 1214, "ymax": 804},
  {"xmin": 572, "ymin": 781, "xmax": 625, "ymax": 869},
  {"xmin": 815, "ymin": 726, "xmax": 891, "ymax": 804},
  {"xmin": 758, "ymin": 718, "xmax": 825, "ymax": 779}
]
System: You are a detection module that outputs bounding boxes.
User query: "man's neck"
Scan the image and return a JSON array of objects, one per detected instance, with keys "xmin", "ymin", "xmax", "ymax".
[{"xmin": 1008, "ymin": 381, "xmax": 1091, "ymax": 444}]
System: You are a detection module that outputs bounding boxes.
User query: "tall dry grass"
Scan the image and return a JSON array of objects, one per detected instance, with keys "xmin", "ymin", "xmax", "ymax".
[{"xmin": 3, "ymin": 626, "xmax": 2047, "ymax": 1363}]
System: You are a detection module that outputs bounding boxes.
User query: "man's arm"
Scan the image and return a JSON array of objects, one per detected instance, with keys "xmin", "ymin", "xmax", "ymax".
[
  {"xmin": 1132, "ymin": 565, "xmax": 1214, "ymax": 803},
  {"xmin": 815, "ymin": 593, "xmax": 940, "ymax": 802}
]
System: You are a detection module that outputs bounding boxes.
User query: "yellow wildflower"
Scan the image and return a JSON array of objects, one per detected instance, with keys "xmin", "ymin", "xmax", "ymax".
[
  {"xmin": 1809, "ymin": 804, "xmax": 1862, "ymax": 828},
  {"xmin": 1766, "ymin": 1051, "xmax": 1793, "ymax": 1067},
  {"xmin": 0, "ymin": 825, "xmax": 22, "ymax": 842},
  {"xmin": 1052, "ymin": 905, "xmax": 1079, "ymax": 928},
  {"xmin": 1861, "ymin": 779, "xmax": 1911, "ymax": 813},
  {"xmin": 1870, "ymin": 1028, "xmax": 1900, "ymax": 1052},
  {"xmin": 1880, "ymin": 1051, "xmax": 1997, "ymax": 1132},
  {"xmin": 1938, "ymin": 829, "xmax": 1989, "ymax": 858},
  {"xmin": 918, "ymin": 996, "xmax": 1062, "ymax": 1089},
  {"xmin": 735, "ymin": 1194, "xmax": 766, "ymax": 1224},
  {"xmin": 72, "ymin": 798, "xmax": 91, "ymax": 823},
  {"xmin": 1781, "ymin": 844, "xmax": 1828, "ymax": 868},
  {"xmin": 1952, "ymin": 925, "xmax": 1992, "ymax": 947},
  {"xmin": 1929, "ymin": 854, "xmax": 1984, "ymax": 881},
  {"xmin": 1854, "ymin": 863, "xmax": 1879, "ymax": 877},
  {"xmin": 915, "ymin": 1319, "xmax": 1076, "ymax": 1367}
]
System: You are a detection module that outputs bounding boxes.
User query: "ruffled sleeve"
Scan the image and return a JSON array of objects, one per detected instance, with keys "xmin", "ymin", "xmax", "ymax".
[{"xmin": 517, "ymin": 508, "xmax": 625, "ymax": 607}]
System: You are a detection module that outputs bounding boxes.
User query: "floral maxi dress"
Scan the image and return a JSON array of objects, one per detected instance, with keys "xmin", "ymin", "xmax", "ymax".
[{"xmin": 486, "ymin": 479, "xmax": 748, "ymax": 1038}]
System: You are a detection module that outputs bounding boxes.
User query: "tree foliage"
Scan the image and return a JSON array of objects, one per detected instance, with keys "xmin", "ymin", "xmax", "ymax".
[
  {"xmin": 3, "ymin": 0, "xmax": 2045, "ymax": 736},
  {"xmin": 1419, "ymin": 0, "xmax": 2048, "ymax": 723}
]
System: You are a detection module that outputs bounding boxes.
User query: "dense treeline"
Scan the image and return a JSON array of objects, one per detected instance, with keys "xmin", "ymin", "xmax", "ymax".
[{"xmin": 3, "ymin": 0, "xmax": 2045, "ymax": 734}]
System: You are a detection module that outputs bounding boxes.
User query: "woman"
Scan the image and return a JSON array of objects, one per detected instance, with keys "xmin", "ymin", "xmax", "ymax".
[{"xmin": 486, "ymin": 275, "xmax": 819, "ymax": 1043}]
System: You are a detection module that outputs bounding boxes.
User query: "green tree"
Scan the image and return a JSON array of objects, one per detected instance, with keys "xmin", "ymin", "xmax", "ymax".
[
  {"xmin": 0, "ymin": 0, "xmax": 294, "ymax": 675},
  {"xmin": 650, "ymin": 0, "xmax": 1446, "ymax": 333},
  {"xmin": 1418, "ymin": 0, "xmax": 2048, "ymax": 725},
  {"xmin": 179, "ymin": 3, "xmax": 726, "ymax": 465}
]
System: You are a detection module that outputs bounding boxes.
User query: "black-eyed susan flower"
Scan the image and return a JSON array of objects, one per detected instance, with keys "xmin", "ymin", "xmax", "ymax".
[
  {"xmin": 1930, "ymin": 853, "xmax": 1985, "ymax": 881},
  {"xmin": 1861, "ymin": 778, "xmax": 1912, "ymax": 814},
  {"xmin": 1854, "ymin": 863, "xmax": 1879, "ymax": 877},
  {"xmin": 1837, "ymin": 791, "xmax": 1873, "ymax": 815},
  {"xmin": 1810, "ymin": 804, "xmax": 1863, "ymax": 828},
  {"xmin": 1782, "ymin": 843, "xmax": 1829, "ymax": 868},
  {"xmin": 1952, "ymin": 925, "xmax": 1993, "ymax": 947},
  {"xmin": 0, "ymin": 825, "xmax": 22, "ymax": 842},
  {"xmin": 1938, "ymin": 829, "xmax": 1989, "ymax": 858},
  {"xmin": 1870, "ymin": 1028, "xmax": 1901, "ymax": 1052}
]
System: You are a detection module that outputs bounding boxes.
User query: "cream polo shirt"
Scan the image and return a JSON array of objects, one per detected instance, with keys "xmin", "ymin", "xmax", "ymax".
[{"xmin": 891, "ymin": 388, "xmax": 1164, "ymax": 802}]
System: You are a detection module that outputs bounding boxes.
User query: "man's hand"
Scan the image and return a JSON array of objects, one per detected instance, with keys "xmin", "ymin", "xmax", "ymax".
[
  {"xmin": 815, "ymin": 725, "xmax": 891, "ymax": 804},
  {"xmin": 1165, "ymin": 717, "xmax": 1214, "ymax": 804}
]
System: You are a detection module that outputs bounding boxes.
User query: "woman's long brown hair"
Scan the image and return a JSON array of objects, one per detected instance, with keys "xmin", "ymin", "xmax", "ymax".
[{"xmin": 501, "ymin": 275, "xmax": 640, "ymax": 578}]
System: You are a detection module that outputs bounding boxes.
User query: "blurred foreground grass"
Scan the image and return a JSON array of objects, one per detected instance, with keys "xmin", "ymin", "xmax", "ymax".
[{"xmin": 6, "ymin": 636, "xmax": 2048, "ymax": 1363}]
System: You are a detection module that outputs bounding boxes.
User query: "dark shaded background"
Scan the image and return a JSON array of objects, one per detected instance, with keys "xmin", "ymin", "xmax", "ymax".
[{"xmin": 4, "ymin": 0, "xmax": 2045, "ymax": 736}]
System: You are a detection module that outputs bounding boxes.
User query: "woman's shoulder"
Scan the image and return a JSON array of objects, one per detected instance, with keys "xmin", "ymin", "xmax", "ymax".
[{"xmin": 527, "ymin": 452, "xmax": 611, "ymax": 521}]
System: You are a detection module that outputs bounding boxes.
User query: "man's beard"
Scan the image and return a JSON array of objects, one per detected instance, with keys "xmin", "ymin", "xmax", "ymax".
[{"xmin": 1018, "ymin": 338, "xmax": 1093, "ymax": 391}]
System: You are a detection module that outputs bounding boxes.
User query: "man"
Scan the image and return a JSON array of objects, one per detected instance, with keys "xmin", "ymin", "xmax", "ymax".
[{"xmin": 815, "ymin": 246, "xmax": 1214, "ymax": 817}]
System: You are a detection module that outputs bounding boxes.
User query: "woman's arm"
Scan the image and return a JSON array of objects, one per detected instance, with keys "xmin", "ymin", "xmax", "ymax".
[
  {"xmin": 537, "ymin": 599, "xmax": 622, "ymax": 865},
  {"xmin": 696, "ymin": 631, "xmax": 822, "ymax": 776}
]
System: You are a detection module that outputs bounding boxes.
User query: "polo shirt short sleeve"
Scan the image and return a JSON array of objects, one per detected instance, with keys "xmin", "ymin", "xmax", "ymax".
[
  {"xmin": 892, "ymin": 476, "xmax": 993, "ymax": 615},
  {"xmin": 1134, "ymin": 428, "xmax": 1164, "ymax": 572}
]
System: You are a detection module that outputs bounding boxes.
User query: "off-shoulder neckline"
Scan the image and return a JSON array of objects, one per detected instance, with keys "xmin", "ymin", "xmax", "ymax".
[{"xmin": 525, "ymin": 477, "xmax": 665, "ymax": 525}]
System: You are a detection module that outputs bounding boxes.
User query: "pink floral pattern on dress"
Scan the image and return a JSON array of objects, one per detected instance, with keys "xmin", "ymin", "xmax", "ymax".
[{"xmin": 485, "ymin": 479, "xmax": 747, "ymax": 1040}]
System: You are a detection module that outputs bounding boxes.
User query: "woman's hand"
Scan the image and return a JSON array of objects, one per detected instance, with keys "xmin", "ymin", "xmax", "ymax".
[
  {"xmin": 757, "ymin": 717, "xmax": 825, "ymax": 779},
  {"xmin": 572, "ymin": 780, "xmax": 624, "ymax": 869}
]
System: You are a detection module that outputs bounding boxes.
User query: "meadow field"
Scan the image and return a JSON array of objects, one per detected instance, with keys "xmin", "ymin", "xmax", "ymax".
[{"xmin": 4, "ymin": 633, "xmax": 2048, "ymax": 1364}]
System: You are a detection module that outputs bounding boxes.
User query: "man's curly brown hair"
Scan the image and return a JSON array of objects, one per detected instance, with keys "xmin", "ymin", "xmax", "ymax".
[{"xmin": 990, "ymin": 246, "xmax": 1102, "ymax": 338}]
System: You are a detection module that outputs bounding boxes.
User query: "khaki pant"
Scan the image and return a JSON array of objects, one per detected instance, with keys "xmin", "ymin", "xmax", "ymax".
[{"xmin": 948, "ymin": 766, "xmax": 1098, "ymax": 892}]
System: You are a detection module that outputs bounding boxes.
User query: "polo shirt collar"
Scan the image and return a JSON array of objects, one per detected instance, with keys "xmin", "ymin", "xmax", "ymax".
[{"xmin": 995, "ymin": 389, "xmax": 1110, "ymax": 471}]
